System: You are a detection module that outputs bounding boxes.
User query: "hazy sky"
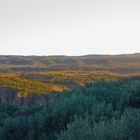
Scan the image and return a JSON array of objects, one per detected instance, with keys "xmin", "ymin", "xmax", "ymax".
[{"xmin": 0, "ymin": 0, "xmax": 140, "ymax": 55}]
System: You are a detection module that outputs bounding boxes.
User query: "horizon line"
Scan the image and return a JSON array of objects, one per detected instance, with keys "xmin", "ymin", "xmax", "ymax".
[{"xmin": 0, "ymin": 52, "xmax": 140, "ymax": 57}]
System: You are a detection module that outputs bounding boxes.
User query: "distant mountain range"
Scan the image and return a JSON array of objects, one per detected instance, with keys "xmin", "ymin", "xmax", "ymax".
[{"xmin": 0, "ymin": 53, "xmax": 140, "ymax": 74}]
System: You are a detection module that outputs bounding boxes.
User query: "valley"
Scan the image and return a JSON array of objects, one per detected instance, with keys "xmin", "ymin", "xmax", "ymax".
[
  {"xmin": 0, "ymin": 54, "xmax": 139, "ymax": 139},
  {"xmin": 0, "ymin": 54, "xmax": 140, "ymax": 105}
]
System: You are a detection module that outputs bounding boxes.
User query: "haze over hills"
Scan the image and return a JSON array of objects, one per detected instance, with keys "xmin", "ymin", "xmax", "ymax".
[{"xmin": 0, "ymin": 53, "xmax": 140, "ymax": 74}]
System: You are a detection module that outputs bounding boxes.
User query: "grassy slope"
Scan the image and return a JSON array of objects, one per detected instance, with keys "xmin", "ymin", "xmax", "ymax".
[
  {"xmin": 0, "ymin": 73, "xmax": 65, "ymax": 97},
  {"xmin": 0, "ymin": 70, "xmax": 122, "ymax": 97}
]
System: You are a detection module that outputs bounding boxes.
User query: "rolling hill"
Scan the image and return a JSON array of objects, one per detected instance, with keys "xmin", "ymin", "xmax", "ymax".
[
  {"xmin": 0, "ymin": 53, "xmax": 140, "ymax": 105},
  {"xmin": 0, "ymin": 53, "xmax": 140, "ymax": 74}
]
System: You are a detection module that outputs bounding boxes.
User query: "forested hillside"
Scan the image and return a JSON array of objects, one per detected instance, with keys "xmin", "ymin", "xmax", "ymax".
[
  {"xmin": 0, "ymin": 54, "xmax": 140, "ymax": 139},
  {"xmin": 0, "ymin": 80, "xmax": 139, "ymax": 140}
]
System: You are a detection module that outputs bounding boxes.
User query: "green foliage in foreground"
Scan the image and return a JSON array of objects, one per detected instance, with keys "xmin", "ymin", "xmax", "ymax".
[{"xmin": 0, "ymin": 80, "xmax": 139, "ymax": 140}]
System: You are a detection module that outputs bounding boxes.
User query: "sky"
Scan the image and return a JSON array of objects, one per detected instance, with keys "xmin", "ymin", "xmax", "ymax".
[{"xmin": 0, "ymin": 0, "xmax": 140, "ymax": 56}]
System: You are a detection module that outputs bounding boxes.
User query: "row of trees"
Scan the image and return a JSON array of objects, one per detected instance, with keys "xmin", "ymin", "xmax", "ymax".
[{"xmin": 0, "ymin": 80, "xmax": 139, "ymax": 139}]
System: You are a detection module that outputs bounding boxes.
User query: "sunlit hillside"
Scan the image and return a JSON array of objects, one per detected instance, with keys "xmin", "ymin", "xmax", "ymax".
[{"xmin": 0, "ymin": 54, "xmax": 140, "ymax": 75}]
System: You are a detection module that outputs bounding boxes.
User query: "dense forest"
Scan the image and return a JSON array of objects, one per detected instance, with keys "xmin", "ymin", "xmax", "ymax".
[{"xmin": 0, "ymin": 79, "xmax": 139, "ymax": 140}]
